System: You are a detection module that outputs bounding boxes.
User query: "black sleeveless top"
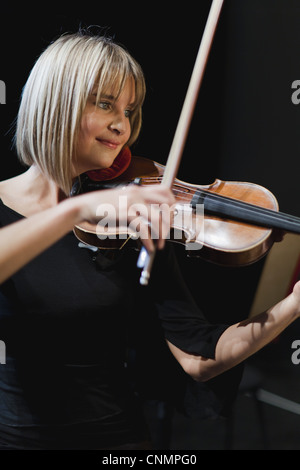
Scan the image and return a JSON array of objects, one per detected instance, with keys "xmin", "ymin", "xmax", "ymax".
[{"xmin": 0, "ymin": 200, "xmax": 241, "ymax": 449}]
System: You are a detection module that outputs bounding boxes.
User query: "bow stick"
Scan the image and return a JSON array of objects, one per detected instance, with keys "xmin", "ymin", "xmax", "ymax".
[{"xmin": 138, "ymin": 0, "xmax": 225, "ymax": 285}]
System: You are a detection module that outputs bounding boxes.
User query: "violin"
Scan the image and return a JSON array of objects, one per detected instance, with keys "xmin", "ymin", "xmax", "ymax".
[{"xmin": 72, "ymin": 155, "xmax": 300, "ymax": 267}]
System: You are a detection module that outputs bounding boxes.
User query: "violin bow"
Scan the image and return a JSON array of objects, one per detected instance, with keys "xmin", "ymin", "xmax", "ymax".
[{"xmin": 137, "ymin": 0, "xmax": 225, "ymax": 285}]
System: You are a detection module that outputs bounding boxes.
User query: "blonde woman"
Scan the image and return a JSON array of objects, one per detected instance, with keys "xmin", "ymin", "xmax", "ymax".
[{"xmin": 0, "ymin": 30, "xmax": 299, "ymax": 450}]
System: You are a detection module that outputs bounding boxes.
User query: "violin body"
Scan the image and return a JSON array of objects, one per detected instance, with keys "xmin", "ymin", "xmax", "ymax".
[{"xmin": 73, "ymin": 156, "xmax": 291, "ymax": 267}]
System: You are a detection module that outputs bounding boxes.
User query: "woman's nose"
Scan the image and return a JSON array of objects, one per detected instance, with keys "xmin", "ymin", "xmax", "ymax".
[{"xmin": 108, "ymin": 113, "xmax": 127, "ymax": 135}]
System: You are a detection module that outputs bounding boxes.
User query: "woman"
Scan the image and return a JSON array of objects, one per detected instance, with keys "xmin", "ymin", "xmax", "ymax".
[{"xmin": 0, "ymin": 30, "xmax": 299, "ymax": 450}]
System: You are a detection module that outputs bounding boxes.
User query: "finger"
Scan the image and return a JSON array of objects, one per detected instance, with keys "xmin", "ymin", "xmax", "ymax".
[
  {"xmin": 128, "ymin": 214, "xmax": 154, "ymax": 253},
  {"xmin": 150, "ymin": 203, "xmax": 174, "ymax": 249},
  {"xmin": 142, "ymin": 185, "xmax": 176, "ymax": 206}
]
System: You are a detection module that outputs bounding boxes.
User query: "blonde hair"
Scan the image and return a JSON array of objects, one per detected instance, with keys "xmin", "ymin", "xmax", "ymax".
[{"xmin": 15, "ymin": 31, "xmax": 146, "ymax": 195}]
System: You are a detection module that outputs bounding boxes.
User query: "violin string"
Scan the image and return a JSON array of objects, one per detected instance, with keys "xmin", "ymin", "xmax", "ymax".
[
  {"xmin": 139, "ymin": 177, "xmax": 300, "ymax": 225},
  {"xmin": 196, "ymin": 190, "xmax": 300, "ymax": 225},
  {"xmin": 140, "ymin": 178, "xmax": 196, "ymax": 200}
]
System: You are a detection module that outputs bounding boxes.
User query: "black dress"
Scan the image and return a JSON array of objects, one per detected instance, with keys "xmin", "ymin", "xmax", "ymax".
[{"xmin": 0, "ymin": 200, "xmax": 242, "ymax": 449}]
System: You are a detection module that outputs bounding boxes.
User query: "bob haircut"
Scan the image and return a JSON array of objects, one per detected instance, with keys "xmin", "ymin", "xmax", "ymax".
[{"xmin": 15, "ymin": 31, "xmax": 146, "ymax": 195}]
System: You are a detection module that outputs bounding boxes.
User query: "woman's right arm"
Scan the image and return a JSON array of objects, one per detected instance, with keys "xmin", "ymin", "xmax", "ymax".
[{"xmin": 0, "ymin": 184, "xmax": 175, "ymax": 284}]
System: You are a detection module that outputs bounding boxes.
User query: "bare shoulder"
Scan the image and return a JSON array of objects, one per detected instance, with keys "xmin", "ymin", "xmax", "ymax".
[
  {"xmin": 0, "ymin": 175, "xmax": 21, "ymax": 198},
  {"xmin": 0, "ymin": 174, "xmax": 28, "ymax": 214}
]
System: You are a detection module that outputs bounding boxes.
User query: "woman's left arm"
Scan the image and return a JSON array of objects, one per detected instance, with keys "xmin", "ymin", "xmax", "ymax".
[{"xmin": 168, "ymin": 280, "xmax": 300, "ymax": 382}]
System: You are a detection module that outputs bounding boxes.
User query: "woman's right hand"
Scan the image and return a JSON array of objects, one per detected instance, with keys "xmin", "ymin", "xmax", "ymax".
[{"xmin": 71, "ymin": 184, "xmax": 176, "ymax": 253}]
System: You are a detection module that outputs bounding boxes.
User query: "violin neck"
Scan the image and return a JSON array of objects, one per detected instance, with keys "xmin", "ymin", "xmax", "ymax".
[{"xmin": 191, "ymin": 190, "xmax": 300, "ymax": 234}]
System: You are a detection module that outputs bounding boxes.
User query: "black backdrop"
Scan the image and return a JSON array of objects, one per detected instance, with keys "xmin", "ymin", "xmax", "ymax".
[{"xmin": 1, "ymin": 0, "xmax": 300, "ymax": 323}]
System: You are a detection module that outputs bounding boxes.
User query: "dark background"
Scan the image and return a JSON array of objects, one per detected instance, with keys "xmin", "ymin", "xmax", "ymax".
[{"xmin": 1, "ymin": 0, "xmax": 300, "ymax": 449}]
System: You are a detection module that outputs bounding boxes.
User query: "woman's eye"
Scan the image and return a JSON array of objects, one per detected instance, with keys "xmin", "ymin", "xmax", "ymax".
[
  {"xmin": 96, "ymin": 100, "xmax": 133, "ymax": 118},
  {"xmin": 98, "ymin": 101, "xmax": 111, "ymax": 110},
  {"xmin": 125, "ymin": 109, "xmax": 132, "ymax": 118}
]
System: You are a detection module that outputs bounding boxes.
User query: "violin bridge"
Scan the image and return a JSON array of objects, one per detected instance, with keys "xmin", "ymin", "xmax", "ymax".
[{"xmin": 173, "ymin": 202, "xmax": 204, "ymax": 251}]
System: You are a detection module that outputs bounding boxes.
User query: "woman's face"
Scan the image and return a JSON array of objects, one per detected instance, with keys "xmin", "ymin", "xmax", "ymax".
[{"xmin": 73, "ymin": 78, "xmax": 135, "ymax": 176}]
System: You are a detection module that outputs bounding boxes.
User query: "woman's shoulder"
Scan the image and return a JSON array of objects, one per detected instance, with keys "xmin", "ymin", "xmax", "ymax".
[
  {"xmin": 0, "ymin": 176, "xmax": 20, "ymax": 201},
  {"xmin": 0, "ymin": 174, "xmax": 22, "ymax": 194},
  {"xmin": 0, "ymin": 174, "xmax": 29, "ymax": 218}
]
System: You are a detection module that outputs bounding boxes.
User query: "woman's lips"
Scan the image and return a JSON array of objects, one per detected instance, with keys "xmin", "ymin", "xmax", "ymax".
[{"xmin": 96, "ymin": 138, "xmax": 120, "ymax": 150}]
